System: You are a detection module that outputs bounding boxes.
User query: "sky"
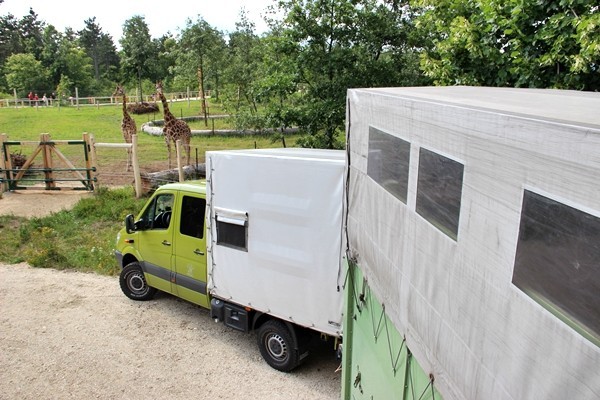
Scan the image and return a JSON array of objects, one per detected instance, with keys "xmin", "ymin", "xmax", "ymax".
[{"xmin": 1, "ymin": 0, "xmax": 277, "ymax": 43}]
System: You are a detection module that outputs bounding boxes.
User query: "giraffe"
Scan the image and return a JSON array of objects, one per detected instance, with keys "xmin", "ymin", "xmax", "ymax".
[
  {"xmin": 155, "ymin": 81, "xmax": 191, "ymax": 169},
  {"xmin": 113, "ymin": 84, "xmax": 136, "ymax": 172}
]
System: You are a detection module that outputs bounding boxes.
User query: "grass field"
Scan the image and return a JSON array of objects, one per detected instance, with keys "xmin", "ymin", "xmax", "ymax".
[
  {"xmin": 0, "ymin": 100, "xmax": 293, "ymax": 145},
  {"xmin": 0, "ymin": 100, "xmax": 303, "ymax": 274},
  {"xmin": 0, "ymin": 99, "xmax": 303, "ymax": 190}
]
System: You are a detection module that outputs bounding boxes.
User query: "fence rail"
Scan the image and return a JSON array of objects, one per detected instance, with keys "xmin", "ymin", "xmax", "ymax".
[{"xmin": 0, "ymin": 89, "xmax": 212, "ymax": 109}]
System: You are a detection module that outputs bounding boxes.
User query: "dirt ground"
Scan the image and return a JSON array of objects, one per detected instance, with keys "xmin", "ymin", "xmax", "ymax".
[
  {"xmin": 0, "ymin": 190, "xmax": 342, "ymax": 400},
  {"xmin": 0, "ymin": 189, "xmax": 93, "ymax": 218}
]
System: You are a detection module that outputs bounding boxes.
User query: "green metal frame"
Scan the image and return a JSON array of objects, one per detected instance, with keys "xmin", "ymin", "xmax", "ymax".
[{"xmin": 342, "ymin": 259, "xmax": 442, "ymax": 400}]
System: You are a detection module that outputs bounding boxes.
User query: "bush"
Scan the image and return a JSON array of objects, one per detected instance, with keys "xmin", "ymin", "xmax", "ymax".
[
  {"xmin": 127, "ymin": 102, "xmax": 159, "ymax": 114},
  {"xmin": 1, "ymin": 187, "xmax": 148, "ymax": 275},
  {"xmin": 10, "ymin": 151, "xmax": 28, "ymax": 168}
]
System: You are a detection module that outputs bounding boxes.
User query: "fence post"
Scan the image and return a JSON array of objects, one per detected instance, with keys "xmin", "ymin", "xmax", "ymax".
[
  {"xmin": 131, "ymin": 134, "xmax": 142, "ymax": 198},
  {"xmin": 176, "ymin": 139, "xmax": 184, "ymax": 182},
  {"xmin": 0, "ymin": 134, "xmax": 7, "ymax": 194},
  {"xmin": 41, "ymin": 133, "xmax": 56, "ymax": 189},
  {"xmin": 89, "ymin": 133, "xmax": 100, "ymax": 188},
  {"xmin": 82, "ymin": 133, "xmax": 94, "ymax": 191}
]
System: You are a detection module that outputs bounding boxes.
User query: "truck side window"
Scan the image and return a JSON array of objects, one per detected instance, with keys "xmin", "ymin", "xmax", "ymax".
[
  {"xmin": 180, "ymin": 195, "xmax": 205, "ymax": 239},
  {"xmin": 140, "ymin": 193, "xmax": 174, "ymax": 230}
]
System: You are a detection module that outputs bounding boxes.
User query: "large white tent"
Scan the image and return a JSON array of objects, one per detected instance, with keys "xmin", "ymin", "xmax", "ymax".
[{"xmin": 345, "ymin": 87, "xmax": 600, "ymax": 399}]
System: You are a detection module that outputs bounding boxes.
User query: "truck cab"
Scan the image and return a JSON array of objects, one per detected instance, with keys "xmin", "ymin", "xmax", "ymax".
[{"xmin": 115, "ymin": 181, "xmax": 209, "ymax": 309}]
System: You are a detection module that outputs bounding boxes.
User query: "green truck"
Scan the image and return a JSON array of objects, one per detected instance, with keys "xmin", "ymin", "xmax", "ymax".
[{"xmin": 115, "ymin": 148, "xmax": 345, "ymax": 372}]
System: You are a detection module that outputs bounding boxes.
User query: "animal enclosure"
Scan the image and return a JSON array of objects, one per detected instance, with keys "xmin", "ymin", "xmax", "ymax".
[{"xmin": 0, "ymin": 133, "xmax": 207, "ymax": 198}]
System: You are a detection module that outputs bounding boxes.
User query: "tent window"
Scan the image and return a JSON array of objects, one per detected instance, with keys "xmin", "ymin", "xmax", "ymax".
[
  {"xmin": 216, "ymin": 211, "xmax": 248, "ymax": 251},
  {"xmin": 416, "ymin": 148, "xmax": 464, "ymax": 240},
  {"xmin": 512, "ymin": 190, "xmax": 600, "ymax": 347},
  {"xmin": 367, "ymin": 127, "xmax": 411, "ymax": 203}
]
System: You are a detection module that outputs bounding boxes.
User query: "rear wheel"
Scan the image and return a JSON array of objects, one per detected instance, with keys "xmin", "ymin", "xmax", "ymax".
[
  {"xmin": 257, "ymin": 320, "xmax": 300, "ymax": 372},
  {"xmin": 119, "ymin": 262, "xmax": 157, "ymax": 301}
]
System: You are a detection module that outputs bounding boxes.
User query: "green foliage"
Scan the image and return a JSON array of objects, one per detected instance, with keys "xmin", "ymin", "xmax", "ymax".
[
  {"xmin": 1, "ymin": 187, "xmax": 147, "ymax": 274},
  {"xmin": 59, "ymin": 46, "xmax": 94, "ymax": 95},
  {"xmin": 56, "ymin": 74, "xmax": 74, "ymax": 99},
  {"xmin": 78, "ymin": 17, "xmax": 120, "ymax": 82},
  {"xmin": 119, "ymin": 16, "xmax": 158, "ymax": 101},
  {"xmin": 0, "ymin": 215, "xmax": 28, "ymax": 263},
  {"xmin": 1, "ymin": 9, "xmax": 49, "ymax": 92},
  {"xmin": 4, "ymin": 53, "xmax": 50, "ymax": 95},
  {"xmin": 415, "ymin": 0, "xmax": 600, "ymax": 90},
  {"xmin": 176, "ymin": 17, "xmax": 226, "ymax": 89},
  {"xmin": 221, "ymin": 12, "xmax": 263, "ymax": 115},
  {"xmin": 2, "ymin": 0, "xmax": 596, "ymax": 117},
  {"xmin": 264, "ymin": 0, "xmax": 424, "ymax": 149}
]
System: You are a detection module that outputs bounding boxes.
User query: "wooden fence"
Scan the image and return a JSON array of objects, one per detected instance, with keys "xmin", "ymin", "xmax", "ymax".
[
  {"xmin": 0, "ymin": 133, "xmax": 143, "ymax": 198},
  {"xmin": 0, "ymin": 133, "xmax": 200, "ymax": 199}
]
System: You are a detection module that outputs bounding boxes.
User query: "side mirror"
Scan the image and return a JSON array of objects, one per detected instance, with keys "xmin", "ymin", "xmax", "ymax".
[{"xmin": 125, "ymin": 214, "xmax": 136, "ymax": 234}]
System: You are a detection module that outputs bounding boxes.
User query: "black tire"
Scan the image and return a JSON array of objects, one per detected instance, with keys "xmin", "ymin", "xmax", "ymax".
[
  {"xmin": 257, "ymin": 320, "xmax": 300, "ymax": 372},
  {"xmin": 119, "ymin": 262, "xmax": 157, "ymax": 301}
]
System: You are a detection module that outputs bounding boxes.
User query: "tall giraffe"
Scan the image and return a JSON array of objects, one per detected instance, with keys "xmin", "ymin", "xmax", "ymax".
[
  {"xmin": 113, "ymin": 84, "xmax": 136, "ymax": 171},
  {"xmin": 155, "ymin": 81, "xmax": 191, "ymax": 169}
]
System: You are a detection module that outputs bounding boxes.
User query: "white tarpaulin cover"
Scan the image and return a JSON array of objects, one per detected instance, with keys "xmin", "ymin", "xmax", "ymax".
[
  {"xmin": 345, "ymin": 87, "xmax": 600, "ymax": 399},
  {"xmin": 206, "ymin": 148, "xmax": 345, "ymax": 336}
]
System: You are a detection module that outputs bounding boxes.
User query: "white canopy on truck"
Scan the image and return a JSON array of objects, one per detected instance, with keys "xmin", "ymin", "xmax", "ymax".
[{"xmin": 206, "ymin": 148, "xmax": 346, "ymax": 337}]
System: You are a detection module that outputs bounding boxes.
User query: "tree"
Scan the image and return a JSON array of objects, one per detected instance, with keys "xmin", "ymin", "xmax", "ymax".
[
  {"xmin": 154, "ymin": 34, "xmax": 177, "ymax": 84},
  {"xmin": 176, "ymin": 17, "xmax": 226, "ymax": 121},
  {"xmin": 0, "ymin": 8, "xmax": 46, "ymax": 91},
  {"xmin": 0, "ymin": 13, "xmax": 21, "ymax": 66},
  {"xmin": 253, "ymin": 27, "xmax": 302, "ymax": 139},
  {"xmin": 415, "ymin": 0, "xmax": 600, "ymax": 90},
  {"xmin": 58, "ymin": 45, "xmax": 94, "ymax": 96},
  {"xmin": 56, "ymin": 73, "xmax": 73, "ymax": 100},
  {"xmin": 39, "ymin": 25, "xmax": 62, "ymax": 85},
  {"xmin": 120, "ymin": 16, "xmax": 156, "ymax": 101},
  {"xmin": 18, "ymin": 8, "xmax": 45, "ymax": 60},
  {"xmin": 274, "ymin": 0, "xmax": 423, "ymax": 149},
  {"xmin": 78, "ymin": 17, "xmax": 120, "ymax": 82},
  {"xmin": 223, "ymin": 10, "xmax": 262, "ymax": 115},
  {"xmin": 4, "ymin": 53, "xmax": 49, "ymax": 95}
]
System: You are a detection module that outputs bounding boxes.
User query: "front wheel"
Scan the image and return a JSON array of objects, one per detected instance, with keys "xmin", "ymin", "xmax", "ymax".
[
  {"xmin": 119, "ymin": 262, "xmax": 157, "ymax": 301},
  {"xmin": 257, "ymin": 320, "xmax": 300, "ymax": 372}
]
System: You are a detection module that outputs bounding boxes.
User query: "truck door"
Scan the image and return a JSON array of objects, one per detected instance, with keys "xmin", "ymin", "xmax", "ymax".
[
  {"xmin": 172, "ymin": 193, "xmax": 209, "ymax": 308},
  {"xmin": 136, "ymin": 191, "xmax": 176, "ymax": 294}
]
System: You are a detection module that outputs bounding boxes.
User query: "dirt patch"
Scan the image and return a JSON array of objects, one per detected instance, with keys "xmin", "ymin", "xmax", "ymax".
[{"xmin": 0, "ymin": 189, "xmax": 92, "ymax": 218}]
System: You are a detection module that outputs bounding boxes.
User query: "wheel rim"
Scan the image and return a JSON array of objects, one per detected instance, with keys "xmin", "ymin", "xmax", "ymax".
[
  {"xmin": 128, "ymin": 271, "xmax": 148, "ymax": 295},
  {"xmin": 266, "ymin": 333, "xmax": 288, "ymax": 361}
]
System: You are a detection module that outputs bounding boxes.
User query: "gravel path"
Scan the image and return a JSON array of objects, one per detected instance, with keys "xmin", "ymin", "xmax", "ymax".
[
  {"xmin": 0, "ymin": 190, "xmax": 341, "ymax": 399},
  {"xmin": 0, "ymin": 263, "xmax": 341, "ymax": 400}
]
